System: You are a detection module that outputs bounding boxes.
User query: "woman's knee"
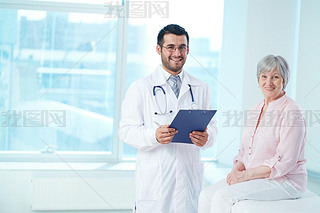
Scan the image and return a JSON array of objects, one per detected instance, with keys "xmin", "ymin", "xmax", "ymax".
[
  {"xmin": 200, "ymin": 179, "xmax": 228, "ymax": 202},
  {"xmin": 199, "ymin": 186, "xmax": 214, "ymax": 204},
  {"xmin": 211, "ymin": 188, "xmax": 224, "ymax": 202},
  {"xmin": 212, "ymin": 188, "xmax": 236, "ymax": 204},
  {"xmin": 198, "ymin": 186, "xmax": 216, "ymax": 213}
]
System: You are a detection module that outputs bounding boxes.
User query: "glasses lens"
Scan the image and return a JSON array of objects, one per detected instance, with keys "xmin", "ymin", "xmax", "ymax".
[
  {"xmin": 166, "ymin": 46, "xmax": 175, "ymax": 51},
  {"xmin": 163, "ymin": 45, "xmax": 187, "ymax": 52},
  {"xmin": 179, "ymin": 46, "xmax": 187, "ymax": 52}
]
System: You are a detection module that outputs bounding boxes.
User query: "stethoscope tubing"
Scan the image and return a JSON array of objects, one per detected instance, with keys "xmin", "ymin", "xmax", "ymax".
[
  {"xmin": 188, "ymin": 84, "xmax": 195, "ymax": 103},
  {"xmin": 153, "ymin": 84, "xmax": 197, "ymax": 115}
]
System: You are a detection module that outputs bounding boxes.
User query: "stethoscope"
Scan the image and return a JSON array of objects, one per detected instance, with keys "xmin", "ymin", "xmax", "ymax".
[{"xmin": 153, "ymin": 84, "xmax": 198, "ymax": 115}]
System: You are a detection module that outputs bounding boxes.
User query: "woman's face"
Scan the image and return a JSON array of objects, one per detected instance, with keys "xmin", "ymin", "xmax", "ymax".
[{"xmin": 259, "ymin": 68, "xmax": 285, "ymax": 102}]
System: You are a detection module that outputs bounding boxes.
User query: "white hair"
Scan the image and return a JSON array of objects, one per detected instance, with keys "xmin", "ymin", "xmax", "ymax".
[{"xmin": 257, "ymin": 55, "xmax": 290, "ymax": 90}]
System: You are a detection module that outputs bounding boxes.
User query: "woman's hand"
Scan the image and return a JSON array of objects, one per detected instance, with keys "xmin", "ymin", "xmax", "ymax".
[
  {"xmin": 226, "ymin": 170, "xmax": 248, "ymax": 185},
  {"xmin": 226, "ymin": 165, "xmax": 271, "ymax": 185}
]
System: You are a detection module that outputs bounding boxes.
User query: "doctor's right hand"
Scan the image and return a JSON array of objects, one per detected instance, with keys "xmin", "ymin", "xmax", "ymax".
[{"xmin": 155, "ymin": 124, "xmax": 178, "ymax": 144}]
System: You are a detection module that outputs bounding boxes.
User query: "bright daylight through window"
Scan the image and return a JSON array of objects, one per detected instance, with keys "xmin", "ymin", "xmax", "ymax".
[{"xmin": 0, "ymin": 0, "xmax": 224, "ymax": 161}]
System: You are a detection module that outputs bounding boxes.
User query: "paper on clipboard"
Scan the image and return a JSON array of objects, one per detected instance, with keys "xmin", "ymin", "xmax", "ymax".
[{"xmin": 169, "ymin": 109, "xmax": 217, "ymax": 144}]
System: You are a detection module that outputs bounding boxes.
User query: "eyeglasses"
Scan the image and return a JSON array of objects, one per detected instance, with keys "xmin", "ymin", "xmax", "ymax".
[{"xmin": 161, "ymin": 45, "xmax": 188, "ymax": 53}]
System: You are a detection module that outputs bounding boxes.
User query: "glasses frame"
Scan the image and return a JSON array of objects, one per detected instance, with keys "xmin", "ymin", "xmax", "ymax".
[{"xmin": 160, "ymin": 44, "xmax": 189, "ymax": 53}]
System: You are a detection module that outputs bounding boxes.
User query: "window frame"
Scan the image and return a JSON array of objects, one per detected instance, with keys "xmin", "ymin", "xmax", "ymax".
[{"xmin": 0, "ymin": 0, "xmax": 128, "ymax": 162}]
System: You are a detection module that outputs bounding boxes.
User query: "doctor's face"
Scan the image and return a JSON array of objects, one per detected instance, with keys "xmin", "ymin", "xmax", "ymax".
[{"xmin": 157, "ymin": 34, "xmax": 189, "ymax": 75}]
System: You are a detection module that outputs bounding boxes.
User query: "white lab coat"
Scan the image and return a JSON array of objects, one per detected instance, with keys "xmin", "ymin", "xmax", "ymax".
[{"xmin": 119, "ymin": 65, "xmax": 217, "ymax": 213}]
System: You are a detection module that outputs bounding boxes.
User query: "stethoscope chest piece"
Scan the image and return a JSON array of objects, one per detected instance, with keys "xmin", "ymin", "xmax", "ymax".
[{"xmin": 191, "ymin": 102, "xmax": 198, "ymax": 109}]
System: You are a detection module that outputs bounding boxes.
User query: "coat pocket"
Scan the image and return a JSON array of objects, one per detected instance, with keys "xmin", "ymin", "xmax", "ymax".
[{"xmin": 136, "ymin": 164, "xmax": 162, "ymax": 200}]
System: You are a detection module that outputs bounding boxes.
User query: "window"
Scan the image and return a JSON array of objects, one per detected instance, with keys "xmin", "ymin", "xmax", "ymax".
[
  {"xmin": 0, "ymin": 0, "xmax": 224, "ymax": 161},
  {"xmin": 0, "ymin": 1, "xmax": 121, "ymax": 161}
]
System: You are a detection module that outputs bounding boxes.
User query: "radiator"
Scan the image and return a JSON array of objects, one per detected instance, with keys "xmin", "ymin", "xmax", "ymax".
[{"xmin": 31, "ymin": 178, "xmax": 134, "ymax": 210}]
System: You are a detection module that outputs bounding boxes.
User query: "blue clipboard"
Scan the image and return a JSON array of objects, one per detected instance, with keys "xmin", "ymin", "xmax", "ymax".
[{"xmin": 169, "ymin": 110, "xmax": 217, "ymax": 144}]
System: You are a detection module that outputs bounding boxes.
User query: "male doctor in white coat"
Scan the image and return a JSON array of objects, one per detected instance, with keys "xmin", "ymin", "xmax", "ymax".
[{"xmin": 119, "ymin": 24, "xmax": 217, "ymax": 213}]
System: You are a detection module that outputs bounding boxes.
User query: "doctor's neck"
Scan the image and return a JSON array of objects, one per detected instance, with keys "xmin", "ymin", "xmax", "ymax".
[{"xmin": 161, "ymin": 65, "xmax": 182, "ymax": 76}]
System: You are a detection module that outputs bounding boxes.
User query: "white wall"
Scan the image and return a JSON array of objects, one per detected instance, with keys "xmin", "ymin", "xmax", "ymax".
[
  {"xmin": 295, "ymin": 0, "xmax": 320, "ymax": 174},
  {"xmin": 0, "ymin": 166, "xmax": 135, "ymax": 213},
  {"xmin": 216, "ymin": 0, "xmax": 248, "ymax": 166},
  {"xmin": 217, "ymin": 0, "xmax": 320, "ymax": 172},
  {"xmin": 242, "ymin": 0, "xmax": 300, "ymax": 107}
]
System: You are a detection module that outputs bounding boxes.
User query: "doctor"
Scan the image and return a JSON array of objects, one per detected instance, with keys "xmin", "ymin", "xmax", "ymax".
[{"xmin": 119, "ymin": 24, "xmax": 217, "ymax": 213}]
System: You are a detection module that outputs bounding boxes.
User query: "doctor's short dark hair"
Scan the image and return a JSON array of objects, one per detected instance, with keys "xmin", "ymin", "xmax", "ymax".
[{"xmin": 157, "ymin": 24, "xmax": 189, "ymax": 46}]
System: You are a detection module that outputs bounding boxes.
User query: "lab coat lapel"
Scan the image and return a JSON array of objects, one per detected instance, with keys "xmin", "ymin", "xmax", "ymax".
[
  {"xmin": 178, "ymin": 71, "xmax": 197, "ymax": 101},
  {"xmin": 179, "ymin": 82, "xmax": 189, "ymax": 101},
  {"xmin": 150, "ymin": 66, "xmax": 178, "ymax": 110},
  {"xmin": 151, "ymin": 65, "xmax": 167, "ymax": 87},
  {"xmin": 151, "ymin": 66, "xmax": 179, "ymax": 104}
]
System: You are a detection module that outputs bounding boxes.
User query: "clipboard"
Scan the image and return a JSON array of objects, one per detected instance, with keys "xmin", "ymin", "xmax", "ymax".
[{"xmin": 169, "ymin": 109, "xmax": 217, "ymax": 144}]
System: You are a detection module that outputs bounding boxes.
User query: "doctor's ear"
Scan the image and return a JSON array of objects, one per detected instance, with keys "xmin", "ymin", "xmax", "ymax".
[{"xmin": 156, "ymin": 45, "xmax": 162, "ymax": 55}]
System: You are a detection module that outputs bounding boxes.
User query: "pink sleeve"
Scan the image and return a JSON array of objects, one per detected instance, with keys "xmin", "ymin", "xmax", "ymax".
[
  {"xmin": 233, "ymin": 143, "xmax": 245, "ymax": 166},
  {"xmin": 262, "ymin": 109, "xmax": 306, "ymax": 179}
]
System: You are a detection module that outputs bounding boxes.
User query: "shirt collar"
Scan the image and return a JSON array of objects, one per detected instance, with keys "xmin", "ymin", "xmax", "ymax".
[
  {"xmin": 260, "ymin": 92, "xmax": 288, "ymax": 110},
  {"xmin": 267, "ymin": 92, "xmax": 287, "ymax": 107},
  {"xmin": 160, "ymin": 65, "xmax": 184, "ymax": 81}
]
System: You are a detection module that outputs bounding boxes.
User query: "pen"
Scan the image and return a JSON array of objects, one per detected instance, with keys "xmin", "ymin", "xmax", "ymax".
[
  {"xmin": 153, "ymin": 121, "xmax": 164, "ymax": 129},
  {"xmin": 153, "ymin": 121, "xmax": 170, "ymax": 134}
]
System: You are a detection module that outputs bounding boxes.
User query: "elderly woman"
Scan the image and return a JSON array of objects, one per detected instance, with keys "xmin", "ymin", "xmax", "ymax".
[{"xmin": 198, "ymin": 55, "xmax": 307, "ymax": 213}]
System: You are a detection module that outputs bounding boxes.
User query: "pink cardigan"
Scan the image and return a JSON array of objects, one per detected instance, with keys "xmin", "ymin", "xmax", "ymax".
[{"xmin": 234, "ymin": 94, "xmax": 307, "ymax": 191}]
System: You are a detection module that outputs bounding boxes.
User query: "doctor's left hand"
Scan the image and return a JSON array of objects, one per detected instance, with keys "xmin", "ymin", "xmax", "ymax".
[
  {"xmin": 189, "ymin": 128, "xmax": 208, "ymax": 147},
  {"xmin": 155, "ymin": 124, "xmax": 178, "ymax": 144}
]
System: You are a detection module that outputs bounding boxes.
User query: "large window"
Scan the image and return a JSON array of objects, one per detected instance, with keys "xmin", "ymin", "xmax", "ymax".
[
  {"xmin": 0, "ymin": 0, "xmax": 224, "ymax": 161},
  {"xmin": 0, "ymin": 2, "xmax": 120, "ymax": 160}
]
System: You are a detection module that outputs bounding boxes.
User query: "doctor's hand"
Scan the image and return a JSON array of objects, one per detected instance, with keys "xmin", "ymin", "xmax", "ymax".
[
  {"xmin": 155, "ymin": 124, "xmax": 178, "ymax": 144},
  {"xmin": 189, "ymin": 128, "xmax": 208, "ymax": 147}
]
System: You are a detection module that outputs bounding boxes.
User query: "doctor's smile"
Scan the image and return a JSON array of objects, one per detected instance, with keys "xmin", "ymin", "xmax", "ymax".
[{"xmin": 170, "ymin": 57, "xmax": 183, "ymax": 63}]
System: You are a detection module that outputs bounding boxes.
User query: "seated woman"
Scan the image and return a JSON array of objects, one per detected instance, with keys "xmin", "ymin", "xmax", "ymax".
[{"xmin": 198, "ymin": 55, "xmax": 307, "ymax": 213}]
